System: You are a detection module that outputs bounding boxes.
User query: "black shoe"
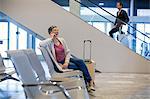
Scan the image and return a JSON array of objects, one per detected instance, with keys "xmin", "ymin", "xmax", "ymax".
[
  {"xmin": 95, "ymin": 69, "xmax": 101, "ymax": 73},
  {"xmin": 121, "ymin": 31, "xmax": 125, "ymax": 34}
]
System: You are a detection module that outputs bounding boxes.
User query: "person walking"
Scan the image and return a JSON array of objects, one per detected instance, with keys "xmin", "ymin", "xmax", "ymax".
[{"xmin": 109, "ymin": 1, "xmax": 129, "ymax": 38}]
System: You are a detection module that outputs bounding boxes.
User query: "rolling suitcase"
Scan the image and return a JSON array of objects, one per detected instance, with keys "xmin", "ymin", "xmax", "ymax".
[{"xmin": 83, "ymin": 40, "xmax": 95, "ymax": 84}]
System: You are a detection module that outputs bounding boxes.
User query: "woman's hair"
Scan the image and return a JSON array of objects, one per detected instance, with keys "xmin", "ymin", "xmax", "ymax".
[{"xmin": 48, "ymin": 26, "xmax": 57, "ymax": 34}]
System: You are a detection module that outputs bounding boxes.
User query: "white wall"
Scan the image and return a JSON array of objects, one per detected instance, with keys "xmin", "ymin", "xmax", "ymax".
[{"xmin": 0, "ymin": 0, "xmax": 150, "ymax": 73}]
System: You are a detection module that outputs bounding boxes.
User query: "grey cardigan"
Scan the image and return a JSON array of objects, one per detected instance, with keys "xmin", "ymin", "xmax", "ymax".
[{"xmin": 39, "ymin": 37, "xmax": 71, "ymax": 72}]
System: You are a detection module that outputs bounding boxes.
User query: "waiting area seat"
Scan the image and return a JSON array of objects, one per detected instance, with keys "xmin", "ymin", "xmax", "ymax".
[
  {"xmin": 39, "ymin": 39, "xmax": 83, "ymax": 78},
  {"xmin": 0, "ymin": 54, "xmax": 19, "ymax": 82},
  {"xmin": 23, "ymin": 49, "xmax": 87, "ymax": 90},
  {"xmin": 6, "ymin": 49, "xmax": 89, "ymax": 99}
]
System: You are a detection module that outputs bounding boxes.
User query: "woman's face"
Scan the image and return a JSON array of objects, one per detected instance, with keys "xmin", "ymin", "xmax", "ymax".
[{"xmin": 50, "ymin": 27, "xmax": 59, "ymax": 38}]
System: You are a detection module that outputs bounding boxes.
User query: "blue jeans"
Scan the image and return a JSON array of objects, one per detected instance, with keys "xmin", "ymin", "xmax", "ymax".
[{"xmin": 59, "ymin": 58, "xmax": 92, "ymax": 83}]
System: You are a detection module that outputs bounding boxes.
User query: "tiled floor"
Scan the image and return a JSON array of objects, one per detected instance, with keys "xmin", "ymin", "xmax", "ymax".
[
  {"xmin": 1, "ymin": 73, "xmax": 150, "ymax": 99},
  {"xmin": 90, "ymin": 73, "xmax": 150, "ymax": 99},
  {"xmin": 0, "ymin": 79, "xmax": 25, "ymax": 99},
  {"xmin": 1, "ymin": 60, "xmax": 150, "ymax": 99}
]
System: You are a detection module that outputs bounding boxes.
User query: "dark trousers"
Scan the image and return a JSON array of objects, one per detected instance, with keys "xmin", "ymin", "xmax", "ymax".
[
  {"xmin": 109, "ymin": 24, "xmax": 124, "ymax": 38},
  {"xmin": 59, "ymin": 58, "xmax": 92, "ymax": 83},
  {"xmin": 68, "ymin": 58, "xmax": 92, "ymax": 83}
]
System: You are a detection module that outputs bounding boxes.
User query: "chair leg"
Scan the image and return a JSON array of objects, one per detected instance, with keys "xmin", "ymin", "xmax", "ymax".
[
  {"xmin": 0, "ymin": 75, "xmax": 20, "ymax": 82},
  {"xmin": 7, "ymin": 75, "xmax": 20, "ymax": 81}
]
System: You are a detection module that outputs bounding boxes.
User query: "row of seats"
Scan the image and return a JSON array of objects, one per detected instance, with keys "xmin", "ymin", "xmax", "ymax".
[
  {"xmin": 0, "ymin": 54, "xmax": 19, "ymax": 82},
  {"xmin": 0, "ymin": 40, "xmax": 90, "ymax": 99}
]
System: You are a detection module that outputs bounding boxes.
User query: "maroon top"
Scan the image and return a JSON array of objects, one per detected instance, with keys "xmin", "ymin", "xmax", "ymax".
[{"xmin": 54, "ymin": 43, "xmax": 66, "ymax": 63}]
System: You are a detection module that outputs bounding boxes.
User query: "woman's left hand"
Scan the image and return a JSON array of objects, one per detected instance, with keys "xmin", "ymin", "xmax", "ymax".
[{"xmin": 62, "ymin": 62, "xmax": 69, "ymax": 69}]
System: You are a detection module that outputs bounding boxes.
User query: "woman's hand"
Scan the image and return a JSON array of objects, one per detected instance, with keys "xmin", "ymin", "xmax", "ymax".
[
  {"xmin": 58, "ymin": 63, "xmax": 63, "ymax": 68},
  {"xmin": 50, "ymin": 32, "xmax": 56, "ymax": 39},
  {"xmin": 62, "ymin": 62, "xmax": 69, "ymax": 69},
  {"xmin": 58, "ymin": 63, "xmax": 68, "ymax": 69}
]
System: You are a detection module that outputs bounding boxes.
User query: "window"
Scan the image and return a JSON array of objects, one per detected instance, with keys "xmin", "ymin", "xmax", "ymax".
[
  {"xmin": 106, "ymin": 23, "xmax": 112, "ymax": 35},
  {"xmin": 0, "ymin": 22, "xmax": 8, "ymax": 57},
  {"xmin": 1, "ymin": 17, "xmax": 43, "ymax": 57},
  {"xmin": 145, "ymin": 24, "xmax": 150, "ymax": 43},
  {"xmin": 136, "ymin": 24, "xmax": 145, "ymax": 54},
  {"xmin": 18, "ymin": 28, "xmax": 27, "ymax": 49},
  {"xmin": 35, "ymin": 38, "xmax": 42, "ymax": 55},
  {"xmin": 63, "ymin": 7, "xmax": 70, "ymax": 11},
  {"xmin": 9, "ymin": 23, "xmax": 28, "ymax": 50},
  {"xmin": 0, "ymin": 22, "xmax": 8, "ymax": 40},
  {"xmin": 81, "ymin": 7, "xmax": 128, "ymax": 16},
  {"xmin": 80, "ymin": 7, "xmax": 129, "ymax": 35},
  {"xmin": 93, "ymin": 22, "xmax": 105, "ymax": 33},
  {"xmin": 88, "ymin": 22, "xmax": 93, "ymax": 25},
  {"xmin": 136, "ymin": 23, "xmax": 150, "ymax": 56},
  {"xmin": 122, "ymin": 24, "xmax": 128, "ymax": 34},
  {"xmin": 144, "ymin": 24, "xmax": 150, "ymax": 55},
  {"xmin": 89, "ymin": 22, "xmax": 112, "ymax": 35},
  {"xmin": 137, "ymin": 9, "xmax": 150, "ymax": 16},
  {"xmin": 0, "ymin": 21, "xmax": 28, "ymax": 56},
  {"xmin": 81, "ymin": 7, "xmax": 96, "ymax": 15},
  {"xmin": 9, "ymin": 22, "xmax": 17, "ymax": 50}
]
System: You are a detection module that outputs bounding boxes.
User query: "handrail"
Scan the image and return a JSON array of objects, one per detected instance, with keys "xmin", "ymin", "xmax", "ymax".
[
  {"xmin": 74, "ymin": 0, "xmax": 114, "ymax": 24},
  {"xmin": 74, "ymin": 0, "xmax": 149, "ymax": 44},
  {"xmin": 86, "ymin": 0, "xmax": 150, "ymax": 39}
]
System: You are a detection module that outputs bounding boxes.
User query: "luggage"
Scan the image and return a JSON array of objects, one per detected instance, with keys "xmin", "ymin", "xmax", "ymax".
[
  {"xmin": 83, "ymin": 40, "xmax": 95, "ymax": 83},
  {"xmin": 85, "ymin": 60, "xmax": 95, "ymax": 84}
]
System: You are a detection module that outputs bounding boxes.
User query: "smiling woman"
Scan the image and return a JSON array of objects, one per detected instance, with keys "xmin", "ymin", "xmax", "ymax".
[{"xmin": 43, "ymin": 26, "xmax": 95, "ymax": 91}]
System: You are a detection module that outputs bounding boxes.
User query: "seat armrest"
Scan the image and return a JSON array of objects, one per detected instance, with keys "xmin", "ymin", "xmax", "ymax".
[{"xmin": 22, "ymin": 82, "xmax": 71, "ymax": 99}]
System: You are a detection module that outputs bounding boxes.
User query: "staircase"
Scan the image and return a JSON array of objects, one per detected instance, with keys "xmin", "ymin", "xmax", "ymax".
[{"xmin": 0, "ymin": 0, "xmax": 150, "ymax": 73}]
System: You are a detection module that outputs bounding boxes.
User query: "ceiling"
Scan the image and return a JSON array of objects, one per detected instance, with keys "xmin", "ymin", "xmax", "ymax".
[{"xmin": 52, "ymin": 0, "xmax": 150, "ymax": 9}]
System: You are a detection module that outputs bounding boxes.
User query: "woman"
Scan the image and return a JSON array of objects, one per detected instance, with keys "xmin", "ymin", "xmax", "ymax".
[{"xmin": 47, "ymin": 26, "xmax": 95, "ymax": 91}]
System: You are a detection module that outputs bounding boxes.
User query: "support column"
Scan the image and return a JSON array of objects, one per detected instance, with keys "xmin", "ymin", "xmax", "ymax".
[
  {"xmin": 130, "ymin": 0, "xmax": 134, "ymax": 17},
  {"xmin": 129, "ymin": 0, "xmax": 137, "ymax": 52},
  {"xmin": 32, "ymin": 36, "xmax": 35, "ymax": 50},
  {"xmin": 27, "ymin": 33, "xmax": 33, "ymax": 49},
  {"xmin": 69, "ymin": 0, "xmax": 81, "ymax": 17}
]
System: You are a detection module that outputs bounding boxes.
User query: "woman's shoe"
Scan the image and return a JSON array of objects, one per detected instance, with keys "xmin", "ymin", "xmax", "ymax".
[
  {"xmin": 87, "ymin": 85, "xmax": 95, "ymax": 92},
  {"xmin": 89, "ymin": 86, "xmax": 95, "ymax": 91}
]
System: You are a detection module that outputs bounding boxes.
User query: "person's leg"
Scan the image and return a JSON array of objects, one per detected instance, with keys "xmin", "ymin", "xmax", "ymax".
[
  {"xmin": 118, "ymin": 26, "xmax": 125, "ymax": 34},
  {"xmin": 109, "ymin": 27, "xmax": 119, "ymax": 38},
  {"xmin": 68, "ymin": 62, "xmax": 79, "ymax": 70},
  {"xmin": 68, "ymin": 58, "xmax": 92, "ymax": 83}
]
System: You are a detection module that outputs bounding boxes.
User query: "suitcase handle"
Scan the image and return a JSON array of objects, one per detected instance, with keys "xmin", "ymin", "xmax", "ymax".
[
  {"xmin": 84, "ymin": 40, "xmax": 91, "ymax": 43},
  {"xmin": 83, "ymin": 40, "xmax": 92, "ymax": 61}
]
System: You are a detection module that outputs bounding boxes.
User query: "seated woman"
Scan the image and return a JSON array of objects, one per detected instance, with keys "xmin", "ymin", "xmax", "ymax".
[{"xmin": 47, "ymin": 25, "xmax": 95, "ymax": 91}]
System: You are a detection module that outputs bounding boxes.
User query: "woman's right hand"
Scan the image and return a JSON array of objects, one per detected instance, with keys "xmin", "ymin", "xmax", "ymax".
[
  {"xmin": 59, "ymin": 63, "xmax": 66, "ymax": 69},
  {"xmin": 62, "ymin": 62, "xmax": 69, "ymax": 69},
  {"xmin": 58, "ymin": 63, "xmax": 68, "ymax": 69},
  {"xmin": 50, "ymin": 32, "xmax": 56, "ymax": 39}
]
